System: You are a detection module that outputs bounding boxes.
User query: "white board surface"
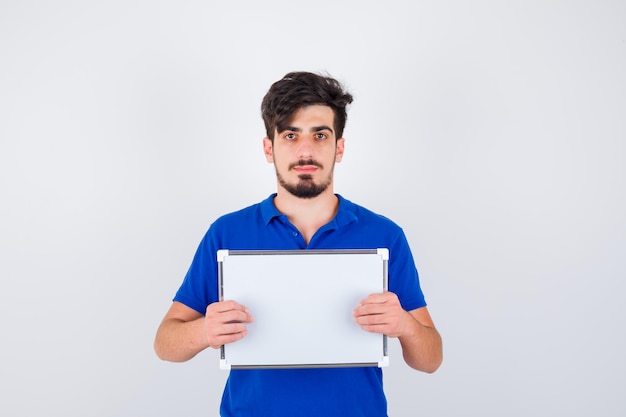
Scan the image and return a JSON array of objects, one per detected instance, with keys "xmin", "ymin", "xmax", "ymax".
[{"xmin": 218, "ymin": 249, "xmax": 389, "ymax": 369}]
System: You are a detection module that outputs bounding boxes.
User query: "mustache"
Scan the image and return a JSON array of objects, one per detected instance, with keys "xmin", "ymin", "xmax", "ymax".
[{"xmin": 288, "ymin": 159, "xmax": 323, "ymax": 170}]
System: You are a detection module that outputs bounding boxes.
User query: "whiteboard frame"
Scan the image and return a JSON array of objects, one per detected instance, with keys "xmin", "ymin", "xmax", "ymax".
[{"xmin": 217, "ymin": 248, "xmax": 389, "ymax": 370}]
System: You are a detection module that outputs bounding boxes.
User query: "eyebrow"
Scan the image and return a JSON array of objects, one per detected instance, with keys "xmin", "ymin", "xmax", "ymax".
[{"xmin": 282, "ymin": 125, "xmax": 334, "ymax": 134}]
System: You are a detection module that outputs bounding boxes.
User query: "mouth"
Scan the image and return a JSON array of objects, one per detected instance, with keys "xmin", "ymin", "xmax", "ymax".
[
  {"xmin": 290, "ymin": 159, "xmax": 322, "ymax": 174},
  {"xmin": 293, "ymin": 165, "xmax": 319, "ymax": 174}
]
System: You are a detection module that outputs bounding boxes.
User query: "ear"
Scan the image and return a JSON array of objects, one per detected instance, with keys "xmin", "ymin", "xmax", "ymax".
[
  {"xmin": 263, "ymin": 137, "xmax": 274, "ymax": 163},
  {"xmin": 335, "ymin": 137, "xmax": 345, "ymax": 162}
]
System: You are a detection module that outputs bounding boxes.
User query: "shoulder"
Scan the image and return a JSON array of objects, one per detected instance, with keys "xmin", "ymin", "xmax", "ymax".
[
  {"xmin": 214, "ymin": 202, "xmax": 261, "ymax": 224},
  {"xmin": 211, "ymin": 194, "xmax": 276, "ymax": 228},
  {"xmin": 202, "ymin": 195, "xmax": 277, "ymax": 246},
  {"xmin": 337, "ymin": 194, "xmax": 403, "ymax": 231}
]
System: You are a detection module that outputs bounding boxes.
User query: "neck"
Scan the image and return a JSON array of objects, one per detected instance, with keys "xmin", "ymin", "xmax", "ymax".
[{"xmin": 273, "ymin": 188, "xmax": 339, "ymax": 244}]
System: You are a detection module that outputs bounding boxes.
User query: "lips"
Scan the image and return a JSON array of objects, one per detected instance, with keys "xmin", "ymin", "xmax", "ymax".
[
  {"xmin": 289, "ymin": 159, "xmax": 323, "ymax": 172},
  {"xmin": 293, "ymin": 165, "xmax": 318, "ymax": 174}
]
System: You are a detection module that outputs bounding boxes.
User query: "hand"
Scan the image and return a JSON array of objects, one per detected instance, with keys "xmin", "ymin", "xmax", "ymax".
[
  {"xmin": 353, "ymin": 292, "xmax": 411, "ymax": 338},
  {"xmin": 204, "ymin": 300, "xmax": 254, "ymax": 349}
]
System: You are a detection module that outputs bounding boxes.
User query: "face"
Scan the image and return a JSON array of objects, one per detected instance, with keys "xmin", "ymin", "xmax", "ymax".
[{"xmin": 263, "ymin": 105, "xmax": 345, "ymax": 199}]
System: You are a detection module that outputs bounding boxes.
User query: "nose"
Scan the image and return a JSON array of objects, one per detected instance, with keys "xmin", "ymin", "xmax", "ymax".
[{"xmin": 297, "ymin": 137, "xmax": 315, "ymax": 159}]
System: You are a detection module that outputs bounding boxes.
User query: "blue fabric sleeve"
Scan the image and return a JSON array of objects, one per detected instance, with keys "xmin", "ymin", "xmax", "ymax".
[
  {"xmin": 173, "ymin": 228, "xmax": 220, "ymax": 315},
  {"xmin": 387, "ymin": 228, "xmax": 426, "ymax": 312}
]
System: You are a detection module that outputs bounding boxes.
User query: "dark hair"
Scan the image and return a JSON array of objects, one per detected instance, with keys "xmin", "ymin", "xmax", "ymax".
[{"xmin": 261, "ymin": 71, "xmax": 354, "ymax": 141}]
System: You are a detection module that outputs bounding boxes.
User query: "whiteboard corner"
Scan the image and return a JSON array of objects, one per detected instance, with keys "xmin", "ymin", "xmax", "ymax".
[
  {"xmin": 220, "ymin": 359, "xmax": 231, "ymax": 370},
  {"xmin": 378, "ymin": 356, "xmax": 389, "ymax": 367},
  {"xmin": 377, "ymin": 248, "xmax": 389, "ymax": 260},
  {"xmin": 217, "ymin": 249, "xmax": 229, "ymax": 262}
]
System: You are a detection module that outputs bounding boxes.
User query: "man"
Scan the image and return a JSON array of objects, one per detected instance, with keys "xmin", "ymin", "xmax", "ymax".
[{"xmin": 154, "ymin": 71, "xmax": 442, "ymax": 416}]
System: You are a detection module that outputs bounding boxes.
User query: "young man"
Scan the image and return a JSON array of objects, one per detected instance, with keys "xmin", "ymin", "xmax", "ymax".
[{"xmin": 154, "ymin": 71, "xmax": 442, "ymax": 416}]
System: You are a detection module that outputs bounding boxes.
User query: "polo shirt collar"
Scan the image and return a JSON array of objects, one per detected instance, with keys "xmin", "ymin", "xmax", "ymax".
[
  {"xmin": 331, "ymin": 194, "xmax": 359, "ymax": 228},
  {"xmin": 260, "ymin": 193, "xmax": 358, "ymax": 228},
  {"xmin": 260, "ymin": 193, "xmax": 283, "ymax": 225}
]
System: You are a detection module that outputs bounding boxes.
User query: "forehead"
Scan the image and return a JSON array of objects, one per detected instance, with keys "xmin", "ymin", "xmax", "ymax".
[{"xmin": 286, "ymin": 105, "xmax": 335, "ymax": 127}]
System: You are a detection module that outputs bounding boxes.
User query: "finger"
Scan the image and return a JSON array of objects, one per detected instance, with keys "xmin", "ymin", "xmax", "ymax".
[
  {"xmin": 206, "ymin": 319, "xmax": 250, "ymax": 343},
  {"xmin": 206, "ymin": 302, "xmax": 254, "ymax": 324},
  {"xmin": 208, "ymin": 300, "xmax": 250, "ymax": 314},
  {"xmin": 207, "ymin": 328, "xmax": 249, "ymax": 349},
  {"xmin": 357, "ymin": 291, "xmax": 397, "ymax": 306},
  {"xmin": 354, "ymin": 299, "xmax": 393, "ymax": 316},
  {"xmin": 354, "ymin": 309, "xmax": 388, "ymax": 324},
  {"xmin": 354, "ymin": 317, "xmax": 390, "ymax": 334},
  {"xmin": 208, "ymin": 309, "xmax": 254, "ymax": 325},
  {"xmin": 219, "ymin": 321, "xmax": 250, "ymax": 336}
]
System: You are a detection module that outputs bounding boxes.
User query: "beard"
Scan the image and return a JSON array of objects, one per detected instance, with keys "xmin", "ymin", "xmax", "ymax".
[{"xmin": 276, "ymin": 159, "xmax": 333, "ymax": 199}]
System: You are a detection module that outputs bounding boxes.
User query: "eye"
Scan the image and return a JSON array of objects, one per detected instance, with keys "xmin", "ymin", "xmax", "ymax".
[
  {"xmin": 315, "ymin": 132, "xmax": 328, "ymax": 140},
  {"xmin": 284, "ymin": 133, "xmax": 296, "ymax": 140}
]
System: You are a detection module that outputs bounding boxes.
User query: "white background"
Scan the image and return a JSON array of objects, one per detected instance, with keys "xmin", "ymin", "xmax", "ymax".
[{"xmin": 1, "ymin": 1, "xmax": 624, "ymax": 416}]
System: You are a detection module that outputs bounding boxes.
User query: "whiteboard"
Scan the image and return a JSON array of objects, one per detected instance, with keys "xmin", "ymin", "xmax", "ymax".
[{"xmin": 217, "ymin": 249, "xmax": 389, "ymax": 369}]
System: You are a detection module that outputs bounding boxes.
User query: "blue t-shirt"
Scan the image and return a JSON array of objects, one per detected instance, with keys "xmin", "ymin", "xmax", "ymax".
[{"xmin": 174, "ymin": 194, "xmax": 426, "ymax": 417}]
